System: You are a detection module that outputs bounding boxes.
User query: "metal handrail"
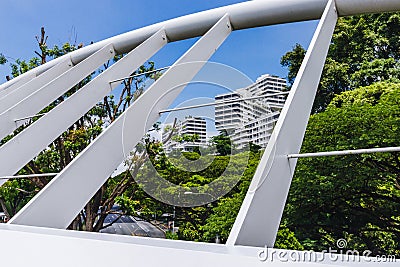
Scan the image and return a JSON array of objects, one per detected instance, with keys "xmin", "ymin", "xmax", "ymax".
[
  {"xmin": 0, "ymin": 173, "xmax": 58, "ymax": 180},
  {"xmin": 288, "ymin": 146, "xmax": 400, "ymax": 159},
  {"xmin": 159, "ymin": 92, "xmax": 289, "ymax": 114}
]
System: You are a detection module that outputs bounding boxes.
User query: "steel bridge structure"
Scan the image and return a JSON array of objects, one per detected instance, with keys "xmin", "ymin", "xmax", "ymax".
[{"xmin": 0, "ymin": 0, "xmax": 399, "ymax": 266}]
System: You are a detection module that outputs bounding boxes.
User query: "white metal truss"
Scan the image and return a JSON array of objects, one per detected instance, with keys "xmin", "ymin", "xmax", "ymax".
[
  {"xmin": 0, "ymin": 59, "xmax": 57, "ymax": 93},
  {"xmin": 9, "ymin": 14, "xmax": 232, "ymax": 229},
  {"xmin": 0, "ymin": 29, "xmax": 167, "ymax": 185},
  {"xmin": 0, "ymin": 1, "xmax": 399, "ymax": 266},
  {"xmin": 0, "ymin": 58, "xmax": 73, "ymax": 114},
  {"xmin": 0, "ymin": 45, "xmax": 115, "ymax": 140},
  {"xmin": 227, "ymin": 0, "xmax": 338, "ymax": 248},
  {"xmin": 0, "ymin": 71, "xmax": 36, "ymax": 99}
]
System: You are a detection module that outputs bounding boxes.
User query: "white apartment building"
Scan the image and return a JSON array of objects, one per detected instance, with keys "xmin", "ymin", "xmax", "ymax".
[
  {"xmin": 163, "ymin": 116, "xmax": 207, "ymax": 153},
  {"xmin": 215, "ymin": 74, "xmax": 287, "ymax": 149}
]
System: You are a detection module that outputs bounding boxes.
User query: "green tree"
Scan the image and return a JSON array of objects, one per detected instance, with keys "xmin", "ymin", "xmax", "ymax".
[
  {"xmin": 0, "ymin": 179, "xmax": 36, "ymax": 219},
  {"xmin": 197, "ymin": 150, "xmax": 302, "ymax": 249},
  {"xmin": 280, "ymin": 43, "xmax": 306, "ymax": 86},
  {"xmin": 201, "ymin": 193, "xmax": 244, "ymax": 243},
  {"xmin": 281, "ymin": 13, "xmax": 400, "ymax": 113},
  {"xmin": 284, "ymin": 82, "xmax": 400, "ymax": 255},
  {"xmin": 202, "ymin": 190, "xmax": 303, "ymax": 249},
  {"xmin": 0, "ymin": 54, "xmax": 6, "ymax": 65},
  {"xmin": 210, "ymin": 131, "xmax": 232, "ymax": 156}
]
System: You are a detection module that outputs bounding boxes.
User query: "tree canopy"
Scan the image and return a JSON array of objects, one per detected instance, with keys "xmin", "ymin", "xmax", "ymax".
[
  {"xmin": 281, "ymin": 13, "xmax": 400, "ymax": 113},
  {"xmin": 284, "ymin": 82, "xmax": 400, "ymax": 255}
]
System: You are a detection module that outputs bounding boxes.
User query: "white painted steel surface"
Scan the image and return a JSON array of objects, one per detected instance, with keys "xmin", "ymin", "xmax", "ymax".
[
  {"xmin": 9, "ymin": 15, "xmax": 232, "ymax": 228},
  {"xmin": 0, "ymin": 72, "xmax": 36, "ymax": 98},
  {"xmin": 227, "ymin": 0, "xmax": 338, "ymax": 248},
  {"xmin": 0, "ymin": 45, "xmax": 114, "ymax": 141},
  {"xmin": 0, "ymin": 64, "xmax": 54, "ymax": 92},
  {"xmin": 0, "ymin": 58, "xmax": 73, "ymax": 114},
  {"xmin": 0, "ymin": 223, "xmax": 397, "ymax": 267},
  {"xmin": 0, "ymin": 29, "xmax": 167, "ymax": 185}
]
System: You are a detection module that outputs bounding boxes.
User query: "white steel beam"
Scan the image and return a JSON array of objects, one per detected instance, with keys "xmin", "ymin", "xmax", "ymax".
[
  {"xmin": 0, "ymin": 64, "xmax": 55, "ymax": 92},
  {"xmin": 2, "ymin": 0, "xmax": 399, "ymax": 92},
  {"xmin": 227, "ymin": 0, "xmax": 338, "ymax": 248},
  {"xmin": 0, "ymin": 45, "xmax": 114, "ymax": 141},
  {"xmin": 9, "ymin": 14, "xmax": 232, "ymax": 229},
  {"xmin": 335, "ymin": 0, "xmax": 400, "ymax": 16},
  {"xmin": 0, "ymin": 72, "xmax": 36, "ymax": 99},
  {"xmin": 0, "ymin": 58, "xmax": 73, "ymax": 114},
  {"xmin": 0, "ymin": 29, "xmax": 168, "ymax": 185}
]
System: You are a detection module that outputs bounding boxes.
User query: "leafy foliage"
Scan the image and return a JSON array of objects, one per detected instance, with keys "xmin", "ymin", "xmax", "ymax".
[
  {"xmin": 0, "ymin": 54, "xmax": 7, "ymax": 65},
  {"xmin": 0, "ymin": 179, "xmax": 36, "ymax": 219},
  {"xmin": 280, "ymin": 43, "xmax": 306, "ymax": 86},
  {"xmin": 284, "ymin": 82, "xmax": 400, "ymax": 255},
  {"xmin": 281, "ymin": 13, "xmax": 400, "ymax": 112},
  {"xmin": 209, "ymin": 131, "xmax": 232, "ymax": 156}
]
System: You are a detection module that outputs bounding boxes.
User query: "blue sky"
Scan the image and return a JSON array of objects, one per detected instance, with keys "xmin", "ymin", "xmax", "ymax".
[
  {"xmin": 0, "ymin": 0, "xmax": 318, "ymax": 85},
  {"xmin": 0, "ymin": 0, "xmax": 320, "ymax": 140},
  {"xmin": 0, "ymin": 0, "xmax": 320, "ymax": 172}
]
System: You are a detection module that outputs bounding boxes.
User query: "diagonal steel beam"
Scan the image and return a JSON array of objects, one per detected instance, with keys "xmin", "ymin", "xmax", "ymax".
[
  {"xmin": 0, "ymin": 45, "xmax": 115, "ymax": 141},
  {"xmin": 9, "ymin": 14, "xmax": 232, "ymax": 229},
  {"xmin": 0, "ymin": 72, "xmax": 36, "ymax": 99},
  {"xmin": 226, "ymin": 0, "xmax": 338, "ymax": 248},
  {"xmin": 0, "ymin": 63, "xmax": 57, "ymax": 93},
  {"xmin": 0, "ymin": 29, "xmax": 168, "ymax": 185},
  {"xmin": 0, "ymin": 58, "xmax": 73, "ymax": 114}
]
